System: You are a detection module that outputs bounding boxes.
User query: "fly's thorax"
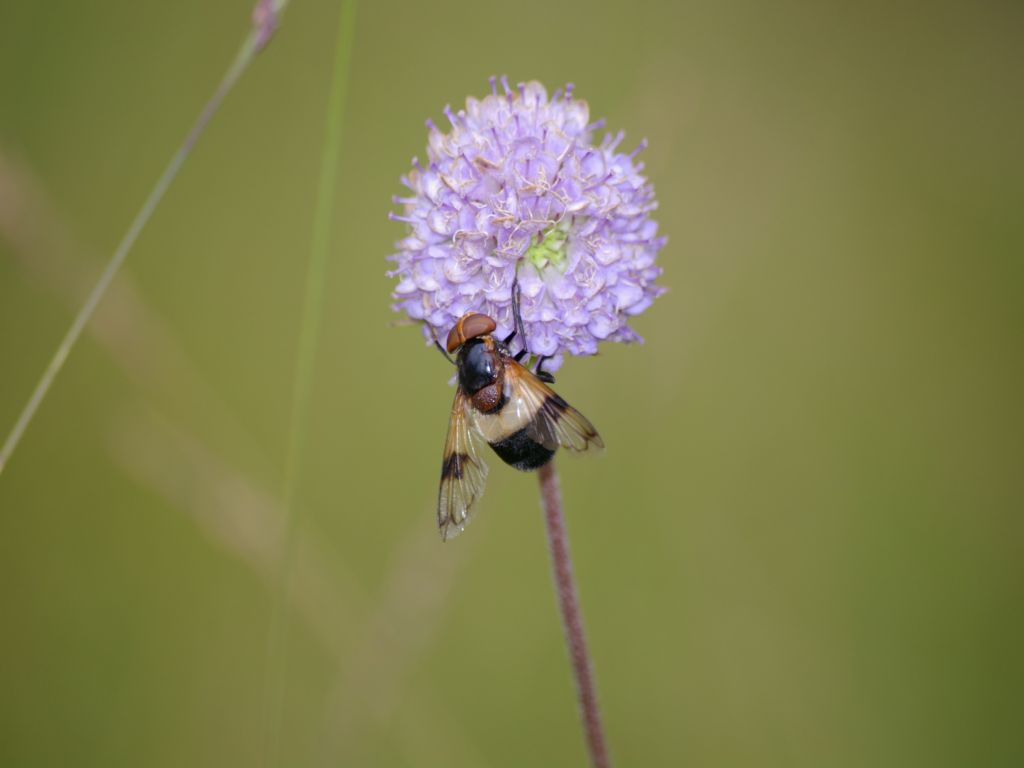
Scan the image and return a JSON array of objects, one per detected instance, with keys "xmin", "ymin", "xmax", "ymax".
[{"xmin": 456, "ymin": 337, "xmax": 501, "ymax": 394}]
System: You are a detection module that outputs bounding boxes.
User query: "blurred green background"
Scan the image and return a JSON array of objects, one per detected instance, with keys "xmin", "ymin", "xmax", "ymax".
[{"xmin": 1, "ymin": 0, "xmax": 1022, "ymax": 766}]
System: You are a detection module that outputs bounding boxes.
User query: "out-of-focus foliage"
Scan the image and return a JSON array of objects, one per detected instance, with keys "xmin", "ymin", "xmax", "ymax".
[{"xmin": 0, "ymin": 1, "xmax": 1021, "ymax": 766}]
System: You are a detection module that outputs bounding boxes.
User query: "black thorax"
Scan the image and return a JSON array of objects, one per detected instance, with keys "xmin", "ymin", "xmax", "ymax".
[{"xmin": 456, "ymin": 339, "xmax": 499, "ymax": 394}]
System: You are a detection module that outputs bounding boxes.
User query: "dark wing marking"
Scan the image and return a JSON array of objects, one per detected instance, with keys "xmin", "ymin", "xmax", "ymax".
[
  {"xmin": 504, "ymin": 360, "xmax": 604, "ymax": 454},
  {"xmin": 437, "ymin": 388, "xmax": 489, "ymax": 541}
]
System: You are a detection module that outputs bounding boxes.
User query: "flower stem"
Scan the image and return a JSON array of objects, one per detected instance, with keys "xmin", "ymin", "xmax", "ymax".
[
  {"xmin": 538, "ymin": 461, "xmax": 611, "ymax": 768},
  {"xmin": 0, "ymin": 0, "xmax": 288, "ymax": 478}
]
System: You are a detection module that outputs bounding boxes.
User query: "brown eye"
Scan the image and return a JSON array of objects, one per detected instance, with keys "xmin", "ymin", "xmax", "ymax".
[
  {"xmin": 462, "ymin": 313, "xmax": 496, "ymax": 341},
  {"xmin": 446, "ymin": 312, "xmax": 497, "ymax": 352}
]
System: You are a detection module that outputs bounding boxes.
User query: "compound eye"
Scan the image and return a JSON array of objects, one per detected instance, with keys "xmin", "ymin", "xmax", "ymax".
[
  {"xmin": 462, "ymin": 313, "xmax": 496, "ymax": 342},
  {"xmin": 446, "ymin": 312, "xmax": 497, "ymax": 352},
  {"xmin": 445, "ymin": 324, "xmax": 464, "ymax": 353}
]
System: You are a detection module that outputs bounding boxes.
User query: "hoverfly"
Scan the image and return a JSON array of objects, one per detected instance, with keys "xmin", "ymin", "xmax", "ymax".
[{"xmin": 435, "ymin": 280, "xmax": 603, "ymax": 540}]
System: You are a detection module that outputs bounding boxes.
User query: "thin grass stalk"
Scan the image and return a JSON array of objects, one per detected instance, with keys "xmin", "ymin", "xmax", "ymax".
[
  {"xmin": 260, "ymin": 2, "xmax": 357, "ymax": 765},
  {"xmin": 0, "ymin": 0, "xmax": 290, "ymax": 477}
]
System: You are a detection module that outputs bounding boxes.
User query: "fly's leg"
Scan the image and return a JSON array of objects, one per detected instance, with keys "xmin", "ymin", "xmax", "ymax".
[
  {"xmin": 535, "ymin": 355, "xmax": 555, "ymax": 384},
  {"xmin": 509, "ymin": 270, "xmax": 555, "ymax": 381},
  {"xmin": 507, "ymin": 273, "xmax": 530, "ymax": 362},
  {"xmin": 430, "ymin": 326, "xmax": 456, "ymax": 365}
]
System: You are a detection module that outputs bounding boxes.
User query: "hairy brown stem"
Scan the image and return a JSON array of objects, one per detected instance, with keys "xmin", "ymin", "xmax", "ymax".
[{"xmin": 538, "ymin": 461, "xmax": 611, "ymax": 768}]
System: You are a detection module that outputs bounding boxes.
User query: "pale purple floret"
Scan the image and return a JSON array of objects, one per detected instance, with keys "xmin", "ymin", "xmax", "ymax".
[{"xmin": 388, "ymin": 77, "xmax": 665, "ymax": 370}]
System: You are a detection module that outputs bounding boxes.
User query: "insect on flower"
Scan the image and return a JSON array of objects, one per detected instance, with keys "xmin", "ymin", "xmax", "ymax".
[
  {"xmin": 435, "ymin": 279, "xmax": 602, "ymax": 540},
  {"xmin": 388, "ymin": 78, "xmax": 665, "ymax": 538}
]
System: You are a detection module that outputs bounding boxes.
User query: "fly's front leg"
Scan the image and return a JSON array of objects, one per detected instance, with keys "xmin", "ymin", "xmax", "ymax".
[
  {"xmin": 535, "ymin": 355, "xmax": 555, "ymax": 384},
  {"xmin": 508, "ymin": 273, "xmax": 530, "ymax": 362},
  {"xmin": 430, "ymin": 326, "xmax": 456, "ymax": 365}
]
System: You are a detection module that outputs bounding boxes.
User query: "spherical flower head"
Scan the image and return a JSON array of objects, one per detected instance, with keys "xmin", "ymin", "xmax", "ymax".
[{"xmin": 388, "ymin": 77, "xmax": 665, "ymax": 370}]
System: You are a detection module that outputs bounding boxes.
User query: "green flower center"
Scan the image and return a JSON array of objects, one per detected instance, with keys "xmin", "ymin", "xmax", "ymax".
[{"xmin": 525, "ymin": 225, "xmax": 569, "ymax": 272}]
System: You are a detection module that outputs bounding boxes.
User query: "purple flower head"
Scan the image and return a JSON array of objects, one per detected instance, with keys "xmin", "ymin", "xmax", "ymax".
[{"xmin": 388, "ymin": 77, "xmax": 665, "ymax": 370}]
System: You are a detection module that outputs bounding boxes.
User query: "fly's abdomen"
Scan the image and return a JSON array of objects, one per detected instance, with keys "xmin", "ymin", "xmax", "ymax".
[{"xmin": 489, "ymin": 429, "xmax": 556, "ymax": 471}]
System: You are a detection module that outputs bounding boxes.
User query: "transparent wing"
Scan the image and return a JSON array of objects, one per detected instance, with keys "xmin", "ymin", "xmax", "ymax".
[
  {"xmin": 437, "ymin": 388, "xmax": 489, "ymax": 541},
  {"xmin": 505, "ymin": 361, "xmax": 604, "ymax": 454}
]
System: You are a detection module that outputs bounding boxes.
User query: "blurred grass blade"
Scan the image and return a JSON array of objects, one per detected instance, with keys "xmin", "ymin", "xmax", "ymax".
[
  {"xmin": 0, "ymin": 0, "xmax": 290, "ymax": 477},
  {"xmin": 261, "ymin": 1, "xmax": 357, "ymax": 764}
]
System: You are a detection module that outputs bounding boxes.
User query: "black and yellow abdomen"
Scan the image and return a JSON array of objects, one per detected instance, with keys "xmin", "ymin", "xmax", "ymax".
[{"xmin": 489, "ymin": 428, "xmax": 555, "ymax": 471}]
